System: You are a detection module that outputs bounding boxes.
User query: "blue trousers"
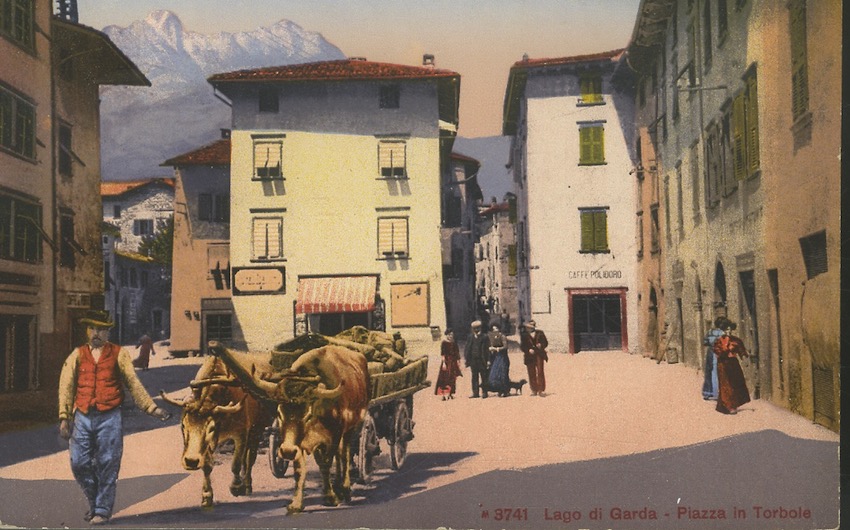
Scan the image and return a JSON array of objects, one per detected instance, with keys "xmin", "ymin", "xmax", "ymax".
[{"xmin": 70, "ymin": 407, "xmax": 124, "ymax": 519}]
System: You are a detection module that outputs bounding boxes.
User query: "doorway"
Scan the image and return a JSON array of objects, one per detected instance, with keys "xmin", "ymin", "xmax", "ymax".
[{"xmin": 571, "ymin": 294, "xmax": 623, "ymax": 352}]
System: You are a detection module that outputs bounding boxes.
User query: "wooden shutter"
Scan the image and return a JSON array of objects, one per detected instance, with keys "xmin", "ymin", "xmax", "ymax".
[
  {"xmin": 592, "ymin": 126, "xmax": 605, "ymax": 164},
  {"xmin": 254, "ymin": 141, "xmax": 282, "ymax": 178},
  {"xmin": 790, "ymin": 1, "xmax": 809, "ymax": 120},
  {"xmin": 252, "ymin": 218, "xmax": 282, "ymax": 259},
  {"xmin": 746, "ymin": 73, "xmax": 760, "ymax": 174},
  {"xmin": 508, "ymin": 244, "xmax": 517, "ymax": 276},
  {"xmin": 579, "ymin": 127, "xmax": 593, "ymax": 164},
  {"xmin": 378, "ymin": 218, "xmax": 408, "ymax": 255},
  {"xmin": 508, "ymin": 195, "xmax": 517, "ymax": 223},
  {"xmin": 580, "ymin": 76, "xmax": 602, "ymax": 104},
  {"xmin": 580, "ymin": 211, "xmax": 594, "ymax": 251},
  {"xmin": 593, "ymin": 210, "xmax": 608, "ymax": 251},
  {"xmin": 379, "ymin": 142, "xmax": 406, "ymax": 178},
  {"xmin": 198, "ymin": 193, "xmax": 211, "ymax": 221},
  {"xmin": 732, "ymin": 92, "xmax": 746, "ymax": 180},
  {"xmin": 579, "ymin": 125, "xmax": 604, "ymax": 165}
]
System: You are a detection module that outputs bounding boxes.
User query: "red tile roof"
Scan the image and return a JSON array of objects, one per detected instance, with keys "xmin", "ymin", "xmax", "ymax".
[
  {"xmin": 451, "ymin": 151, "xmax": 481, "ymax": 165},
  {"xmin": 101, "ymin": 178, "xmax": 175, "ymax": 197},
  {"xmin": 162, "ymin": 139, "xmax": 231, "ymax": 167},
  {"xmin": 511, "ymin": 49, "xmax": 625, "ymax": 69},
  {"xmin": 208, "ymin": 59, "xmax": 459, "ymax": 84}
]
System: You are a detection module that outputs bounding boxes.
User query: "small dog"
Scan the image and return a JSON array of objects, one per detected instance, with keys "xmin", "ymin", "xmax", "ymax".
[{"xmin": 506, "ymin": 379, "xmax": 528, "ymax": 395}]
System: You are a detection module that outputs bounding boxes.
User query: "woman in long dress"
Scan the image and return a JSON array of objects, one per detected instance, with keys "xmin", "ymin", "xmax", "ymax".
[
  {"xmin": 435, "ymin": 328, "xmax": 462, "ymax": 400},
  {"xmin": 487, "ymin": 324, "xmax": 511, "ymax": 397},
  {"xmin": 712, "ymin": 318, "xmax": 751, "ymax": 414}
]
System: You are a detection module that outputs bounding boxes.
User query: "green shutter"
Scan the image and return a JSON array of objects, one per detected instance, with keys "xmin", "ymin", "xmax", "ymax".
[
  {"xmin": 732, "ymin": 92, "xmax": 746, "ymax": 180},
  {"xmin": 580, "ymin": 211, "xmax": 594, "ymax": 251},
  {"xmin": 592, "ymin": 126, "xmax": 605, "ymax": 164},
  {"xmin": 579, "ymin": 127, "xmax": 592, "ymax": 164},
  {"xmin": 594, "ymin": 211, "xmax": 608, "ymax": 251},
  {"xmin": 508, "ymin": 195, "xmax": 517, "ymax": 223},
  {"xmin": 508, "ymin": 244, "xmax": 517, "ymax": 276},
  {"xmin": 746, "ymin": 74, "xmax": 759, "ymax": 174},
  {"xmin": 790, "ymin": 1, "xmax": 808, "ymax": 119}
]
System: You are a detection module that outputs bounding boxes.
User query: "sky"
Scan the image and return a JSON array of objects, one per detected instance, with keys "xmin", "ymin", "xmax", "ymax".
[{"xmin": 77, "ymin": 1, "xmax": 641, "ymax": 138}]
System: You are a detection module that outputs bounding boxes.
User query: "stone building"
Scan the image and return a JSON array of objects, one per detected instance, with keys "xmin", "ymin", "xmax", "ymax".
[
  {"xmin": 502, "ymin": 50, "xmax": 639, "ymax": 353},
  {"xmin": 0, "ymin": 0, "xmax": 148, "ymax": 425},
  {"xmin": 627, "ymin": 0, "xmax": 840, "ymax": 430},
  {"xmin": 208, "ymin": 57, "xmax": 460, "ymax": 350}
]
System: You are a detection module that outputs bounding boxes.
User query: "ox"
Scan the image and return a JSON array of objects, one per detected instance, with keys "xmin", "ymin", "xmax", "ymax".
[
  {"xmin": 159, "ymin": 356, "xmax": 276, "ymax": 507},
  {"xmin": 211, "ymin": 342, "xmax": 369, "ymax": 514}
]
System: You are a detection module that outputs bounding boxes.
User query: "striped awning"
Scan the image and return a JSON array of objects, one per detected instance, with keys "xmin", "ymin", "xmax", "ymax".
[{"xmin": 295, "ymin": 276, "xmax": 378, "ymax": 314}]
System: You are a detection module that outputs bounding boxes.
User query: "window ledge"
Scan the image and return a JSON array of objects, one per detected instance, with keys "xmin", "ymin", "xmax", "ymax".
[
  {"xmin": 376, "ymin": 176, "xmax": 409, "ymax": 181},
  {"xmin": 252, "ymin": 177, "xmax": 285, "ymax": 182},
  {"xmin": 0, "ymin": 145, "xmax": 37, "ymax": 164},
  {"xmin": 377, "ymin": 255, "xmax": 410, "ymax": 261},
  {"xmin": 250, "ymin": 258, "xmax": 287, "ymax": 263},
  {"xmin": 578, "ymin": 250, "xmax": 611, "ymax": 255},
  {"xmin": 578, "ymin": 162, "xmax": 608, "ymax": 167},
  {"xmin": 746, "ymin": 168, "xmax": 762, "ymax": 181},
  {"xmin": 791, "ymin": 111, "xmax": 813, "ymax": 135},
  {"xmin": 576, "ymin": 100, "xmax": 606, "ymax": 107},
  {"xmin": 650, "ymin": 248, "xmax": 661, "ymax": 256}
]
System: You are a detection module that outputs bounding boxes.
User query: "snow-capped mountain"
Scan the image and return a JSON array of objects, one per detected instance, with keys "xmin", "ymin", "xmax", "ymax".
[{"xmin": 99, "ymin": 10, "xmax": 346, "ymax": 180}]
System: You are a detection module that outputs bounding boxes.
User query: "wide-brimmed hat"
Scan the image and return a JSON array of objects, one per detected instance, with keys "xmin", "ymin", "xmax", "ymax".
[
  {"xmin": 470, "ymin": 320, "xmax": 482, "ymax": 328},
  {"xmin": 78, "ymin": 309, "xmax": 114, "ymax": 328},
  {"xmin": 715, "ymin": 317, "xmax": 736, "ymax": 331},
  {"xmin": 524, "ymin": 320, "xmax": 537, "ymax": 328}
]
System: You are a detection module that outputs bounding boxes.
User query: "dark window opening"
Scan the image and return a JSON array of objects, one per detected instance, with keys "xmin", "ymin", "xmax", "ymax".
[
  {"xmin": 258, "ymin": 87, "xmax": 279, "ymax": 113},
  {"xmin": 58, "ymin": 123, "xmax": 73, "ymax": 176},
  {"xmin": 380, "ymin": 84, "xmax": 400, "ymax": 109},
  {"xmin": 60, "ymin": 213, "xmax": 75, "ymax": 268},
  {"xmin": 799, "ymin": 231, "xmax": 827, "ymax": 279}
]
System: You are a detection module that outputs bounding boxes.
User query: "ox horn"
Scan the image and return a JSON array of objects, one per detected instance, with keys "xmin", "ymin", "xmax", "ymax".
[
  {"xmin": 189, "ymin": 376, "xmax": 238, "ymax": 389},
  {"xmin": 159, "ymin": 390, "xmax": 189, "ymax": 408},
  {"xmin": 249, "ymin": 363, "xmax": 280, "ymax": 398},
  {"xmin": 213, "ymin": 396, "xmax": 245, "ymax": 415},
  {"xmin": 313, "ymin": 381, "xmax": 344, "ymax": 400}
]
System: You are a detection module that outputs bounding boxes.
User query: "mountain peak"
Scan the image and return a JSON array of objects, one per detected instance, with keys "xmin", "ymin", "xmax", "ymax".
[{"xmin": 145, "ymin": 9, "xmax": 183, "ymax": 45}]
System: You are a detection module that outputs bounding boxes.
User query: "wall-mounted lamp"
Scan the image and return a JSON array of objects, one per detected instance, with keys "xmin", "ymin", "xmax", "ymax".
[{"xmin": 184, "ymin": 310, "xmax": 191, "ymax": 319}]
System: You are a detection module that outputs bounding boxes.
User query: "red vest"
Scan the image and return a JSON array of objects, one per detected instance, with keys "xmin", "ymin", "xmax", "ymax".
[{"xmin": 75, "ymin": 343, "xmax": 124, "ymax": 413}]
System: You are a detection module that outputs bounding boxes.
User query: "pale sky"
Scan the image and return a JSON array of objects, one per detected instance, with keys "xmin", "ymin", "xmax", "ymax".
[{"xmin": 77, "ymin": 0, "xmax": 641, "ymax": 138}]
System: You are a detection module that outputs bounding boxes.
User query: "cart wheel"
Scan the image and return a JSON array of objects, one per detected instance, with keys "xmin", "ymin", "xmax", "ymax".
[
  {"xmin": 355, "ymin": 414, "xmax": 378, "ymax": 484},
  {"xmin": 390, "ymin": 401, "xmax": 413, "ymax": 470},
  {"xmin": 268, "ymin": 421, "xmax": 289, "ymax": 478}
]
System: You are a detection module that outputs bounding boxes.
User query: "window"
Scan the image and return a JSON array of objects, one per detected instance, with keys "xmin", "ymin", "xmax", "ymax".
[
  {"xmin": 670, "ymin": 3, "xmax": 678, "ymax": 46},
  {"xmin": 579, "ymin": 74, "xmax": 603, "ymax": 104},
  {"xmin": 129, "ymin": 267, "xmax": 138, "ymax": 288},
  {"xmin": 799, "ymin": 231, "xmax": 827, "ymax": 279},
  {"xmin": 579, "ymin": 208, "xmax": 608, "ymax": 253},
  {"xmin": 671, "ymin": 53, "xmax": 680, "ymax": 121},
  {"xmin": 443, "ymin": 193, "xmax": 462, "ymax": 227},
  {"xmin": 252, "ymin": 217, "xmax": 283, "ymax": 260},
  {"xmin": 59, "ymin": 212, "xmax": 75, "ymax": 268},
  {"xmin": 789, "ymin": 0, "xmax": 809, "ymax": 121},
  {"xmin": 198, "ymin": 193, "xmax": 229, "ymax": 222},
  {"xmin": 719, "ymin": 108, "xmax": 737, "ymax": 196},
  {"xmin": 140, "ymin": 270, "xmax": 148, "ymax": 288},
  {"xmin": 732, "ymin": 68, "xmax": 760, "ymax": 180},
  {"xmin": 258, "ymin": 87, "xmax": 279, "ymax": 113},
  {"xmin": 664, "ymin": 176, "xmax": 672, "ymax": 245},
  {"xmin": 378, "ymin": 217, "xmax": 408, "ymax": 257},
  {"xmin": 717, "ymin": 0, "xmax": 728, "ymax": 41},
  {"xmin": 379, "ymin": 84, "xmax": 400, "ymax": 109},
  {"xmin": 675, "ymin": 164, "xmax": 684, "ymax": 239},
  {"xmin": 690, "ymin": 143, "xmax": 700, "ymax": 223},
  {"xmin": 703, "ymin": 0, "xmax": 713, "ymax": 67},
  {"xmin": 578, "ymin": 123, "xmax": 605, "ymax": 165},
  {"xmin": 704, "ymin": 123, "xmax": 721, "ymax": 207},
  {"xmin": 133, "ymin": 219, "xmax": 154, "ymax": 236},
  {"xmin": 0, "ymin": 0, "xmax": 34, "ymax": 50},
  {"xmin": 0, "ymin": 193, "xmax": 41, "ymax": 263},
  {"xmin": 650, "ymin": 205, "xmax": 660, "ymax": 253},
  {"xmin": 58, "ymin": 47, "xmax": 74, "ymax": 81},
  {"xmin": 207, "ymin": 243, "xmax": 230, "ymax": 290},
  {"xmin": 636, "ymin": 211, "xmax": 644, "ymax": 258},
  {"xmin": 104, "ymin": 260, "xmax": 111, "ymax": 292},
  {"xmin": 378, "ymin": 140, "xmax": 406, "ymax": 178},
  {"xmin": 0, "ymin": 85, "xmax": 35, "ymax": 159},
  {"xmin": 58, "ymin": 123, "xmax": 72, "ymax": 176},
  {"xmin": 508, "ymin": 244, "xmax": 517, "ymax": 276},
  {"xmin": 113, "ymin": 205, "xmax": 121, "ymax": 218},
  {"xmin": 253, "ymin": 138, "xmax": 283, "ymax": 180},
  {"xmin": 0, "ymin": 314, "xmax": 36, "ymax": 392}
]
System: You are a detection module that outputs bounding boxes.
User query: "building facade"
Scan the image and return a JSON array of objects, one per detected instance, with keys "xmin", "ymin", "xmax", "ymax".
[
  {"xmin": 441, "ymin": 152, "xmax": 482, "ymax": 338},
  {"xmin": 101, "ymin": 178, "xmax": 175, "ymax": 253},
  {"xmin": 208, "ymin": 58, "xmax": 459, "ymax": 350},
  {"xmin": 627, "ymin": 0, "xmax": 840, "ymax": 431},
  {"xmin": 475, "ymin": 195, "xmax": 519, "ymax": 335},
  {"xmin": 503, "ymin": 50, "xmax": 639, "ymax": 353},
  {"xmin": 0, "ymin": 0, "xmax": 148, "ymax": 425},
  {"xmin": 163, "ymin": 136, "xmax": 233, "ymax": 356}
]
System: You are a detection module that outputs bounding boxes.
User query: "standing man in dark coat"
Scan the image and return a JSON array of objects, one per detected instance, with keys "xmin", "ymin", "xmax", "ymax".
[
  {"xmin": 521, "ymin": 320, "xmax": 549, "ymax": 397},
  {"xmin": 464, "ymin": 320, "xmax": 491, "ymax": 398}
]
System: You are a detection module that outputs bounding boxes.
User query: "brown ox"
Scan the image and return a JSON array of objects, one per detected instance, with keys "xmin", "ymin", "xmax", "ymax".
[
  {"xmin": 159, "ymin": 356, "xmax": 276, "ymax": 507},
  {"xmin": 211, "ymin": 342, "xmax": 369, "ymax": 514}
]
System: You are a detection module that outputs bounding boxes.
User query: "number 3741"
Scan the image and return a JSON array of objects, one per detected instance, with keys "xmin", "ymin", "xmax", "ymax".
[{"xmin": 494, "ymin": 508, "xmax": 528, "ymax": 521}]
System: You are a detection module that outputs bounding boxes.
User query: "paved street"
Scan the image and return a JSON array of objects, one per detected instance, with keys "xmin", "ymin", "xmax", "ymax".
[{"xmin": 0, "ymin": 342, "xmax": 839, "ymax": 529}]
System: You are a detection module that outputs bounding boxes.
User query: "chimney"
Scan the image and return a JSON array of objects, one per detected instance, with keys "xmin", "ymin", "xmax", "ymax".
[
  {"xmin": 423, "ymin": 54, "xmax": 435, "ymax": 67},
  {"xmin": 220, "ymin": 128, "xmax": 231, "ymax": 139}
]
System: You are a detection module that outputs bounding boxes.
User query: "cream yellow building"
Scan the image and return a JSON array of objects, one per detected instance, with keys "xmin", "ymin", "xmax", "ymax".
[{"xmin": 208, "ymin": 58, "xmax": 460, "ymax": 350}]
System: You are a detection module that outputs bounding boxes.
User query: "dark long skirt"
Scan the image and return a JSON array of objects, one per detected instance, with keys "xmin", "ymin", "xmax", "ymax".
[
  {"xmin": 716, "ymin": 357, "xmax": 750, "ymax": 413},
  {"xmin": 487, "ymin": 350, "xmax": 510, "ymax": 395}
]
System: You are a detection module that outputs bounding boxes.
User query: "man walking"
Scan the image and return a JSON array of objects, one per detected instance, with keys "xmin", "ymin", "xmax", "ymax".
[
  {"xmin": 463, "ymin": 320, "xmax": 491, "ymax": 398},
  {"xmin": 521, "ymin": 320, "xmax": 549, "ymax": 397},
  {"xmin": 58, "ymin": 310, "xmax": 170, "ymax": 525}
]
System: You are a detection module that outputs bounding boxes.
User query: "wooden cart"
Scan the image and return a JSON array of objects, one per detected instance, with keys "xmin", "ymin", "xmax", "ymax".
[{"xmin": 263, "ymin": 333, "xmax": 431, "ymax": 483}]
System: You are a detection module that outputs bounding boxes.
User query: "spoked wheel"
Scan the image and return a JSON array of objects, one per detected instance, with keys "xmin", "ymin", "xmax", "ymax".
[
  {"xmin": 390, "ymin": 401, "xmax": 413, "ymax": 470},
  {"xmin": 355, "ymin": 414, "xmax": 379, "ymax": 484},
  {"xmin": 267, "ymin": 420, "xmax": 289, "ymax": 478}
]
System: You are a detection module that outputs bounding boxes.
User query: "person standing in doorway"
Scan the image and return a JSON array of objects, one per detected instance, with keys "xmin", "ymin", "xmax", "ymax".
[
  {"xmin": 521, "ymin": 320, "xmax": 549, "ymax": 397},
  {"xmin": 713, "ymin": 318, "xmax": 751, "ymax": 415},
  {"xmin": 701, "ymin": 318, "xmax": 724, "ymax": 400},
  {"xmin": 463, "ymin": 320, "xmax": 491, "ymax": 398},
  {"xmin": 58, "ymin": 310, "xmax": 171, "ymax": 525}
]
